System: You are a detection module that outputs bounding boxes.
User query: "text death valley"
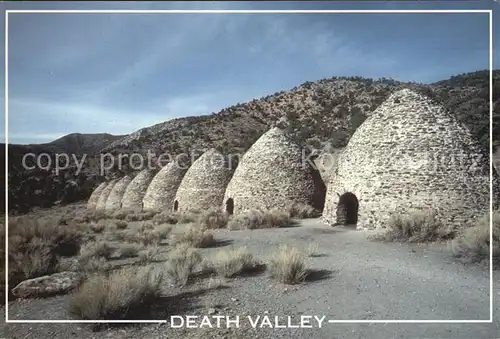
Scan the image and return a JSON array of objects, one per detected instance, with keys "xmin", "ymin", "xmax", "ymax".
[{"xmin": 169, "ymin": 315, "xmax": 326, "ymax": 329}]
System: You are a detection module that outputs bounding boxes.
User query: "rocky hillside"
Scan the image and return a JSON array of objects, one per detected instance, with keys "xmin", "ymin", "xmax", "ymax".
[{"xmin": 5, "ymin": 70, "xmax": 499, "ymax": 214}]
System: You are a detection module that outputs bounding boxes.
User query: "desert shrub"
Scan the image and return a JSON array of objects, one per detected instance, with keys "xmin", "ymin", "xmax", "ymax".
[
  {"xmin": 7, "ymin": 217, "xmax": 83, "ymax": 291},
  {"xmin": 177, "ymin": 212, "xmax": 197, "ymax": 224},
  {"xmin": 197, "ymin": 210, "xmax": 229, "ymax": 229},
  {"xmin": 287, "ymin": 203, "xmax": 321, "ymax": 219},
  {"xmin": 115, "ymin": 220, "xmax": 128, "ymax": 230},
  {"xmin": 89, "ymin": 222, "xmax": 106, "ymax": 234},
  {"xmin": 112, "ymin": 209, "xmax": 135, "ymax": 220},
  {"xmin": 138, "ymin": 222, "xmax": 155, "ymax": 233},
  {"xmin": 116, "ymin": 243, "xmax": 140, "ymax": 259},
  {"xmin": 79, "ymin": 257, "xmax": 110, "ymax": 274},
  {"xmin": 79, "ymin": 241, "xmax": 114, "ymax": 261},
  {"xmin": 68, "ymin": 265, "xmax": 163, "ymax": 319},
  {"xmin": 165, "ymin": 244, "xmax": 202, "ymax": 286},
  {"xmin": 143, "ymin": 225, "xmax": 171, "ymax": 246},
  {"xmin": 125, "ymin": 211, "xmax": 157, "ymax": 222},
  {"xmin": 452, "ymin": 211, "xmax": 500, "ymax": 266},
  {"xmin": 9, "ymin": 240, "xmax": 59, "ymax": 288},
  {"xmin": 270, "ymin": 245, "xmax": 307, "ymax": 284},
  {"xmin": 139, "ymin": 246, "xmax": 160, "ymax": 263},
  {"xmin": 214, "ymin": 247, "xmax": 260, "ymax": 278},
  {"xmin": 107, "ymin": 231, "xmax": 127, "ymax": 242},
  {"xmin": 152, "ymin": 212, "xmax": 179, "ymax": 225},
  {"xmin": 227, "ymin": 209, "xmax": 297, "ymax": 230},
  {"xmin": 9, "ymin": 217, "xmax": 83, "ymax": 257},
  {"xmin": 378, "ymin": 210, "xmax": 454, "ymax": 243},
  {"xmin": 86, "ymin": 210, "xmax": 108, "ymax": 222},
  {"xmin": 176, "ymin": 224, "xmax": 216, "ymax": 248}
]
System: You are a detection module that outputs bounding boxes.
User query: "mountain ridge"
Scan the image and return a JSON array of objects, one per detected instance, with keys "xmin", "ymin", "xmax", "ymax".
[{"xmin": 4, "ymin": 69, "xmax": 499, "ymax": 214}]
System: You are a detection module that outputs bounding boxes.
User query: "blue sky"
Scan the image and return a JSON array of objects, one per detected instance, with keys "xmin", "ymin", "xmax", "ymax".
[{"xmin": 1, "ymin": 1, "xmax": 499, "ymax": 144}]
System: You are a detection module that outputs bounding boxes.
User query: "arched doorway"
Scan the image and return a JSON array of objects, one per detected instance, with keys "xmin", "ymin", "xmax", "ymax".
[
  {"xmin": 226, "ymin": 198, "xmax": 234, "ymax": 215},
  {"xmin": 336, "ymin": 192, "xmax": 358, "ymax": 226},
  {"xmin": 173, "ymin": 200, "xmax": 179, "ymax": 212}
]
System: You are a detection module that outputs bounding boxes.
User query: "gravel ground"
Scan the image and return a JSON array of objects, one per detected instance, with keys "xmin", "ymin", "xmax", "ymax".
[{"xmin": 1, "ymin": 218, "xmax": 499, "ymax": 339}]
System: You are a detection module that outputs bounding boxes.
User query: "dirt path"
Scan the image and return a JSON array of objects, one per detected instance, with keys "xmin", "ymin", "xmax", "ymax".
[{"xmin": 2, "ymin": 218, "xmax": 498, "ymax": 338}]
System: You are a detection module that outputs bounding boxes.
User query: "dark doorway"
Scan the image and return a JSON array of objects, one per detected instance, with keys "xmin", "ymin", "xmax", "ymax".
[
  {"xmin": 173, "ymin": 200, "xmax": 179, "ymax": 212},
  {"xmin": 226, "ymin": 198, "xmax": 234, "ymax": 215},
  {"xmin": 336, "ymin": 192, "xmax": 358, "ymax": 226}
]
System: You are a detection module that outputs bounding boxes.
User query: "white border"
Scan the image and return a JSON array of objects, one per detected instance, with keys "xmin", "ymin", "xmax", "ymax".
[{"xmin": 3, "ymin": 8, "xmax": 494, "ymax": 324}]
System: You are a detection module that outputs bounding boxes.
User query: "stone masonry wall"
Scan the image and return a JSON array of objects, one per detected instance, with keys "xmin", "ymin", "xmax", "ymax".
[
  {"xmin": 174, "ymin": 149, "xmax": 234, "ymax": 212},
  {"xmin": 323, "ymin": 89, "xmax": 491, "ymax": 230},
  {"xmin": 121, "ymin": 169, "xmax": 156, "ymax": 211},
  {"xmin": 95, "ymin": 179, "xmax": 118, "ymax": 211},
  {"xmin": 224, "ymin": 127, "xmax": 325, "ymax": 214},
  {"xmin": 105, "ymin": 175, "xmax": 132, "ymax": 212},
  {"xmin": 86, "ymin": 182, "xmax": 107, "ymax": 211},
  {"xmin": 142, "ymin": 162, "xmax": 188, "ymax": 212}
]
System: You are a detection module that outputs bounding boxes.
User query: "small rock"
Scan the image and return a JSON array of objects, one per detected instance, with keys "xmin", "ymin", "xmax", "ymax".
[
  {"xmin": 11, "ymin": 271, "xmax": 84, "ymax": 298},
  {"xmin": 208, "ymin": 307, "xmax": 218, "ymax": 315},
  {"xmin": 231, "ymin": 297, "xmax": 238, "ymax": 302}
]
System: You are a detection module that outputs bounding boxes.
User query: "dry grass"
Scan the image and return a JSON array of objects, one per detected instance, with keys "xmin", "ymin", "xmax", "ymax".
[
  {"xmin": 85, "ymin": 210, "xmax": 108, "ymax": 222},
  {"xmin": 213, "ymin": 247, "xmax": 260, "ymax": 278},
  {"xmin": 377, "ymin": 210, "xmax": 454, "ymax": 243},
  {"xmin": 165, "ymin": 244, "xmax": 202, "ymax": 286},
  {"xmin": 79, "ymin": 257, "xmax": 110, "ymax": 274},
  {"xmin": 227, "ymin": 209, "xmax": 297, "ymax": 230},
  {"xmin": 175, "ymin": 224, "xmax": 216, "ymax": 248},
  {"xmin": 152, "ymin": 212, "xmax": 179, "ymax": 225},
  {"xmin": 305, "ymin": 242, "xmax": 321, "ymax": 257},
  {"xmin": 177, "ymin": 212, "xmax": 198, "ymax": 224},
  {"xmin": 269, "ymin": 245, "xmax": 307, "ymax": 284},
  {"xmin": 125, "ymin": 224, "xmax": 171, "ymax": 246},
  {"xmin": 111, "ymin": 209, "xmax": 136, "ymax": 220},
  {"xmin": 197, "ymin": 210, "xmax": 229, "ymax": 229},
  {"xmin": 451, "ymin": 211, "xmax": 500, "ymax": 266},
  {"xmin": 79, "ymin": 241, "xmax": 114, "ymax": 260},
  {"xmin": 139, "ymin": 246, "xmax": 160, "ymax": 263},
  {"xmin": 116, "ymin": 243, "xmax": 140, "ymax": 259},
  {"xmin": 287, "ymin": 203, "xmax": 322, "ymax": 219},
  {"xmin": 68, "ymin": 265, "xmax": 164, "ymax": 320}
]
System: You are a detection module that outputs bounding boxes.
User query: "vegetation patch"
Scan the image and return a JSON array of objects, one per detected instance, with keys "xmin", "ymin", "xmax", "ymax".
[
  {"xmin": 175, "ymin": 224, "xmax": 216, "ymax": 248},
  {"xmin": 270, "ymin": 245, "xmax": 308, "ymax": 284},
  {"xmin": 214, "ymin": 247, "xmax": 261, "ymax": 278},
  {"xmin": 68, "ymin": 265, "xmax": 163, "ymax": 320},
  {"xmin": 196, "ymin": 209, "xmax": 229, "ymax": 229},
  {"xmin": 165, "ymin": 244, "xmax": 202, "ymax": 286},
  {"xmin": 287, "ymin": 203, "xmax": 322, "ymax": 219},
  {"xmin": 227, "ymin": 209, "xmax": 297, "ymax": 230},
  {"xmin": 376, "ymin": 210, "xmax": 454, "ymax": 243},
  {"xmin": 451, "ymin": 211, "xmax": 500, "ymax": 267}
]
